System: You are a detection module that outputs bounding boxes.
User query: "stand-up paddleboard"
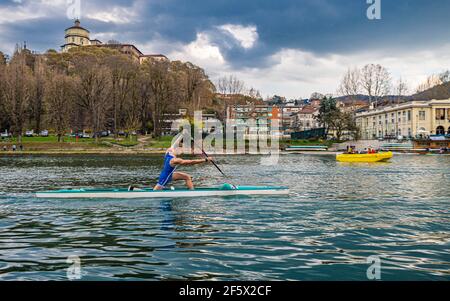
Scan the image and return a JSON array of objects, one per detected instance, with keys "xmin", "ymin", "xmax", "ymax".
[{"xmin": 36, "ymin": 184, "xmax": 289, "ymax": 199}]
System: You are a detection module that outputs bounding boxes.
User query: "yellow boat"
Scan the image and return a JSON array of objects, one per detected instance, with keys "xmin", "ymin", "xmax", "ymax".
[{"xmin": 336, "ymin": 151, "xmax": 393, "ymax": 163}]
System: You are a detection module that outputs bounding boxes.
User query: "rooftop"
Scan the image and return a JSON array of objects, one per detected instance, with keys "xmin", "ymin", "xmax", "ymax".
[
  {"xmin": 356, "ymin": 98, "xmax": 450, "ymax": 116},
  {"xmin": 65, "ymin": 19, "xmax": 90, "ymax": 33}
]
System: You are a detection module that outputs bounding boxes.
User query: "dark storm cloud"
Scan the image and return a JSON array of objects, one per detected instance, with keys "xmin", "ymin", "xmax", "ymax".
[{"xmin": 1, "ymin": 0, "xmax": 449, "ymax": 67}]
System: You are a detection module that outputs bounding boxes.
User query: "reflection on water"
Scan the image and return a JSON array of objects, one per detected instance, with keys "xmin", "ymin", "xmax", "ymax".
[{"xmin": 0, "ymin": 154, "xmax": 449, "ymax": 280}]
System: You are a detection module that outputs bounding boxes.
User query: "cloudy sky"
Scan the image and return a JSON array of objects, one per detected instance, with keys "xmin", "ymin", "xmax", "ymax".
[{"xmin": 0, "ymin": 0, "xmax": 449, "ymax": 98}]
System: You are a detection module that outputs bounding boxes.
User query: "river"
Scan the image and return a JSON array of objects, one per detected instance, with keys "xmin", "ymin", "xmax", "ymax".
[{"xmin": 0, "ymin": 154, "xmax": 448, "ymax": 280}]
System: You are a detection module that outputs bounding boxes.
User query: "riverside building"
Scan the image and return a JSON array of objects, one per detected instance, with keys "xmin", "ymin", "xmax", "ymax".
[{"xmin": 355, "ymin": 99, "xmax": 450, "ymax": 139}]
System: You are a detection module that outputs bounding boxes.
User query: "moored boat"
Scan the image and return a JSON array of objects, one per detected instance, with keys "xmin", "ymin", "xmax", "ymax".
[
  {"xmin": 36, "ymin": 185, "xmax": 290, "ymax": 199},
  {"xmin": 285, "ymin": 145, "xmax": 328, "ymax": 152},
  {"xmin": 336, "ymin": 151, "xmax": 393, "ymax": 163}
]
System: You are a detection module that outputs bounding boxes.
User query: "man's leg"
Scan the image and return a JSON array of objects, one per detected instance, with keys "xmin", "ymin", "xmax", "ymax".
[
  {"xmin": 153, "ymin": 184, "xmax": 164, "ymax": 191},
  {"xmin": 172, "ymin": 172, "xmax": 194, "ymax": 190}
]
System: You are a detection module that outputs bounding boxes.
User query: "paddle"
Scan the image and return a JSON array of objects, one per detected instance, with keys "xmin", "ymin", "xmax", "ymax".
[{"xmin": 190, "ymin": 137, "xmax": 236, "ymax": 188}]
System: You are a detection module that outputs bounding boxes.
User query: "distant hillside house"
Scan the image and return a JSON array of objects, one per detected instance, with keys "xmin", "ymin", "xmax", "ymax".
[
  {"xmin": 61, "ymin": 19, "xmax": 168, "ymax": 63},
  {"xmin": 292, "ymin": 106, "xmax": 321, "ymax": 131}
]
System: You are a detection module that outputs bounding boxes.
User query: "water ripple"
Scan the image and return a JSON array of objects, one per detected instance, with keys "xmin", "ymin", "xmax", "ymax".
[{"xmin": 0, "ymin": 154, "xmax": 449, "ymax": 280}]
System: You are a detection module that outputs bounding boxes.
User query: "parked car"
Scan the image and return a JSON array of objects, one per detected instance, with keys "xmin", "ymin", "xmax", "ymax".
[
  {"xmin": 70, "ymin": 132, "xmax": 90, "ymax": 139},
  {"xmin": 40, "ymin": 130, "xmax": 49, "ymax": 137},
  {"xmin": 25, "ymin": 130, "xmax": 34, "ymax": 137},
  {"xmin": 1, "ymin": 131, "xmax": 11, "ymax": 138},
  {"xmin": 94, "ymin": 131, "xmax": 109, "ymax": 138}
]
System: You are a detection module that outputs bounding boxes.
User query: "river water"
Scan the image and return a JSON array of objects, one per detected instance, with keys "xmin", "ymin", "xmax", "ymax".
[{"xmin": 0, "ymin": 154, "xmax": 448, "ymax": 280}]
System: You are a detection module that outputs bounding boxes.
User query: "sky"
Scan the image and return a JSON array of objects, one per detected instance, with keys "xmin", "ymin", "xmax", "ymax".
[{"xmin": 0, "ymin": 0, "xmax": 449, "ymax": 99}]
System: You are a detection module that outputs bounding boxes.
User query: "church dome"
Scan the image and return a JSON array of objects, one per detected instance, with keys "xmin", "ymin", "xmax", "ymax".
[
  {"xmin": 62, "ymin": 19, "xmax": 91, "ymax": 52},
  {"xmin": 65, "ymin": 19, "xmax": 90, "ymax": 39}
]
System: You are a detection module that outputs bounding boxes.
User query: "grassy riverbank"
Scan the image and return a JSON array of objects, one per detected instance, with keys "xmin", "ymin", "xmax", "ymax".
[
  {"xmin": 0, "ymin": 135, "xmax": 337, "ymax": 155},
  {"xmin": 0, "ymin": 135, "xmax": 170, "ymax": 154}
]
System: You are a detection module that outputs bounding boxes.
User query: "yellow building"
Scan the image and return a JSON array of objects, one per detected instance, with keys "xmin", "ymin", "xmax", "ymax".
[
  {"xmin": 61, "ymin": 19, "xmax": 102, "ymax": 52},
  {"xmin": 61, "ymin": 20, "xmax": 169, "ymax": 63},
  {"xmin": 355, "ymin": 99, "xmax": 450, "ymax": 139}
]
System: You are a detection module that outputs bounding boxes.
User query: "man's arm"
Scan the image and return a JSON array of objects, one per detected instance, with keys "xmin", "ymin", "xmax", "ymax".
[{"xmin": 170, "ymin": 157, "xmax": 211, "ymax": 167}]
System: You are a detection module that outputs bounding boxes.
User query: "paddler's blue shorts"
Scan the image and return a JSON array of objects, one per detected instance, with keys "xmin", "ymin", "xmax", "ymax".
[
  {"xmin": 157, "ymin": 152, "xmax": 176, "ymax": 187},
  {"xmin": 158, "ymin": 173, "xmax": 173, "ymax": 186}
]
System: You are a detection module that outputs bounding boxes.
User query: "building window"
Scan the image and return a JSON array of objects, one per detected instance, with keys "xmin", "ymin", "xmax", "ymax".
[
  {"xmin": 419, "ymin": 111, "xmax": 426, "ymax": 121},
  {"xmin": 407, "ymin": 111, "xmax": 411, "ymax": 121},
  {"xmin": 436, "ymin": 109, "xmax": 445, "ymax": 120},
  {"xmin": 436, "ymin": 126, "xmax": 445, "ymax": 135}
]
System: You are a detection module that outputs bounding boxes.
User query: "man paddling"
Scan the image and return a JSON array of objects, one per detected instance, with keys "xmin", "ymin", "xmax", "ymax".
[{"xmin": 154, "ymin": 146, "xmax": 213, "ymax": 190}]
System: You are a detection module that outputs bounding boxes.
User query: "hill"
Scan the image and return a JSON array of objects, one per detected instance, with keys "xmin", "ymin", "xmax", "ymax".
[{"xmin": 411, "ymin": 82, "xmax": 450, "ymax": 101}]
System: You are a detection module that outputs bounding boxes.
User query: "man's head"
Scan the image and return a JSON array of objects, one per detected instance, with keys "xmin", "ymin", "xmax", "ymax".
[
  {"xmin": 167, "ymin": 147, "xmax": 177, "ymax": 157},
  {"xmin": 168, "ymin": 144, "xmax": 190, "ymax": 156}
]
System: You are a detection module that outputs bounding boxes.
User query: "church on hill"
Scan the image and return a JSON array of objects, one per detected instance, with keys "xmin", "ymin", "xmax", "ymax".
[{"xmin": 61, "ymin": 19, "xmax": 168, "ymax": 64}]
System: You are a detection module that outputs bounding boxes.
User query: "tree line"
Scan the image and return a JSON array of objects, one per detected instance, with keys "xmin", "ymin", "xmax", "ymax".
[
  {"xmin": 0, "ymin": 46, "xmax": 216, "ymax": 143},
  {"xmin": 338, "ymin": 64, "xmax": 450, "ymax": 105}
]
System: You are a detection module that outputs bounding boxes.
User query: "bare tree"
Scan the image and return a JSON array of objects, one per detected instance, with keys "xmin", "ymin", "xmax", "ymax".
[
  {"xmin": 360, "ymin": 64, "xmax": 392, "ymax": 107},
  {"xmin": 395, "ymin": 77, "xmax": 409, "ymax": 104},
  {"xmin": 184, "ymin": 62, "xmax": 209, "ymax": 111},
  {"xmin": 246, "ymin": 87, "xmax": 262, "ymax": 99},
  {"xmin": 216, "ymin": 75, "xmax": 245, "ymax": 96},
  {"xmin": 45, "ymin": 72, "xmax": 73, "ymax": 142},
  {"xmin": 32, "ymin": 56, "xmax": 46, "ymax": 133},
  {"xmin": 123, "ymin": 82, "xmax": 142, "ymax": 140},
  {"xmin": 105, "ymin": 55, "xmax": 138, "ymax": 137},
  {"xmin": 72, "ymin": 57, "xmax": 112, "ymax": 143},
  {"xmin": 0, "ymin": 60, "xmax": 6, "ymax": 128},
  {"xmin": 310, "ymin": 92, "xmax": 325, "ymax": 100},
  {"xmin": 338, "ymin": 67, "xmax": 361, "ymax": 97},
  {"xmin": 216, "ymin": 76, "xmax": 227, "ymax": 95},
  {"xmin": 141, "ymin": 60, "xmax": 177, "ymax": 138},
  {"xmin": 415, "ymin": 74, "xmax": 442, "ymax": 93},
  {"xmin": 135, "ymin": 69, "xmax": 153, "ymax": 134},
  {"xmin": 2, "ymin": 54, "xmax": 35, "ymax": 143}
]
